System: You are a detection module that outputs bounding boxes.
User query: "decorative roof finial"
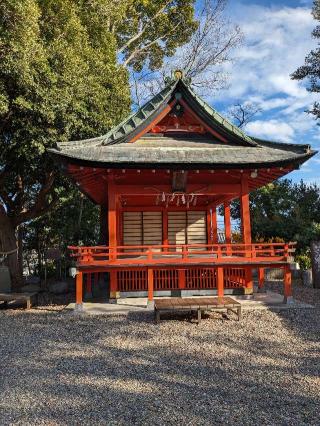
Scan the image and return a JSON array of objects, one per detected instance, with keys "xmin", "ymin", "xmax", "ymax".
[{"xmin": 173, "ymin": 69, "xmax": 183, "ymax": 80}]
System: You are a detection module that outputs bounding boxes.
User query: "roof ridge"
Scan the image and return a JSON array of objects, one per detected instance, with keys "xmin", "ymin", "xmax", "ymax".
[
  {"xmin": 102, "ymin": 79, "xmax": 178, "ymax": 145},
  {"xmin": 180, "ymin": 82, "xmax": 256, "ymax": 146},
  {"xmin": 56, "ymin": 136, "xmax": 105, "ymax": 151},
  {"xmin": 253, "ymin": 137, "xmax": 311, "ymax": 151}
]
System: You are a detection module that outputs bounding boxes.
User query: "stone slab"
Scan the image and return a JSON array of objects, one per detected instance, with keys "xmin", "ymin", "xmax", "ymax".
[{"xmin": 65, "ymin": 291, "xmax": 313, "ymax": 315}]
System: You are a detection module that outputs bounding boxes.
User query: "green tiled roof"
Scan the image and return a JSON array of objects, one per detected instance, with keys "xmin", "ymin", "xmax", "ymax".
[
  {"xmin": 102, "ymin": 80, "xmax": 178, "ymax": 145},
  {"xmin": 50, "ymin": 76, "xmax": 317, "ymax": 170},
  {"xmin": 98, "ymin": 77, "xmax": 257, "ymax": 146},
  {"xmin": 183, "ymin": 84, "xmax": 255, "ymax": 145}
]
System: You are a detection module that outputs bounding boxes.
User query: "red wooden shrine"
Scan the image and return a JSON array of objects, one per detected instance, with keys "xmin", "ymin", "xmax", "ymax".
[{"xmin": 49, "ymin": 73, "xmax": 316, "ymax": 309}]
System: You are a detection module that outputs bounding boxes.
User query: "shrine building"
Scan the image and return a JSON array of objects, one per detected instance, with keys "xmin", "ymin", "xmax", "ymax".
[{"xmin": 49, "ymin": 72, "xmax": 316, "ymax": 309}]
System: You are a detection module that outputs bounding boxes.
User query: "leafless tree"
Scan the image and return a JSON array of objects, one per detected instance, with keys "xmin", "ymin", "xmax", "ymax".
[
  {"xmin": 228, "ymin": 102, "xmax": 262, "ymax": 128},
  {"xmin": 131, "ymin": 0, "xmax": 243, "ymax": 107}
]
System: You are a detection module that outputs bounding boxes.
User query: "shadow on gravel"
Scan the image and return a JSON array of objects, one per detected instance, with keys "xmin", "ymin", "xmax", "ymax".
[{"xmin": 0, "ymin": 309, "xmax": 319, "ymax": 425}]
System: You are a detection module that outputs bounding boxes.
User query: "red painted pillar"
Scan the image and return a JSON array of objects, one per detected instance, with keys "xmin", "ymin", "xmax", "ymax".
[
  {"xmin": 224, "ymin": 202, "xmax": 232, "ymax": 256},
  {"xmin": 224, "ymin": 202, "xmax": 231, "ymax": 244},
  {"xmin": 108, "ymin": 177, "xmax": 119, "ymax": 300},
  {"xmin": 178, "ymin": 269, "xmax": 186, "ymax": 290},
  {"xmin": 217, "ymin": 267, "xmax": 224, "ymax": 298},
  {"xmin": 163, "ymin": 210, "xmax": 168, "ymax": 247},
  {"xmin": 258, "ymin": 268, "xmax": 265, "ymax": 293},
  {"xmin": 75, "ymin": 272, "xmax": 83, "ymax": 310},
  {"xmin": 110, "ymin": 271, "xmax": 118, "ymax": 300},
  {"xmin": 240, "ymin": 175, "xmax": 253, "ymax": 295},
  {"xmin": 148, "ymin": 268, "xmax": 154, "ymax": 302},
  {"xmin": 240, "ymin": 175, "xmax": 252, "ymax": 245},
  {"xmin": 208, "ymin": 207, "xmax": 218, "ymax": 244},
  {"xmin": 284, "ymin": 265, "xmax": 293, "ymax": 304}
]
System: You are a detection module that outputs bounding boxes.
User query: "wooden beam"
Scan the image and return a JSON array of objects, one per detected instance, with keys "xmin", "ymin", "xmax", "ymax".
[{"xmin": 115, "ymin": 183, "xmax": 240, "ymax": 196}]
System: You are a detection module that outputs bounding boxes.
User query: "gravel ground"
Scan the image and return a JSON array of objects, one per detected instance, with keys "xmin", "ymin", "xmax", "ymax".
[{"xmin": 0, "ymin": 285, "xmax": 319, "ymax": 426}]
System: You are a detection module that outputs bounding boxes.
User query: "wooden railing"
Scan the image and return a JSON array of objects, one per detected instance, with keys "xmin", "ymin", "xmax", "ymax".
[{"xmin": 68, "ymin": 242, "xmax": 296, "ymax": 267}]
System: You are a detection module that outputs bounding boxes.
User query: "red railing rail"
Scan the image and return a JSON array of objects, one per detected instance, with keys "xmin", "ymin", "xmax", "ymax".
[{"xmin": 68, "ymin": 242, "xmax": 296, "ymax": 266}]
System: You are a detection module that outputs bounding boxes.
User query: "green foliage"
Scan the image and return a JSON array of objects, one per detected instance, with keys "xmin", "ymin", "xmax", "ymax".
[
  {"xmin": 291, "ymin": 0, "xmax": 320, "ymax": 119},
  {"xmin": 295, "ymin": 252, "xmax": 312, "ymax": 270},
  {"xmin": 112, "ymin": 0, "xmax": 198, "ymax": 71},
  {"xmin": 230, "ymin": 179, "xmax": 320, "ymax": 252},
  {"xmin": 0, "ymin": 0, "xmax": 131, "ymax": 224},
  {"xmin": 24, "ymin": 185, "xmax": 100, "ymax": 276},
  {"xmin": 25, "ymin": 187, "xmax": 100, "ymax": 252}
]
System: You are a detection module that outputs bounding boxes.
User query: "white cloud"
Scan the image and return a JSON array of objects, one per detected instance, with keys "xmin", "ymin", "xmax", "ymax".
[
  {"xmin": 211, "ymin": 1, "xmax": 319, "ymax": 152},
  {"xmin": 217, "ymin": 4, "xmax": 316, "ymax": 105},
  {"xmin": 246, "ymin": 119, "xmax": 295, "ymax": 142}
]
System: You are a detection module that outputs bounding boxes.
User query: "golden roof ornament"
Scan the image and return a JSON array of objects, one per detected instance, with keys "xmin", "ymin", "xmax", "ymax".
[{"xmin": 173, "ymin": 69, "xmax": 184, "ymax": 80}]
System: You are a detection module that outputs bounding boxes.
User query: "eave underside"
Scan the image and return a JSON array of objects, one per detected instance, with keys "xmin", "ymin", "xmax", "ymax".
[{"xmin": 63, "ymin": 166, "xmax": 299, "ymax": 205}]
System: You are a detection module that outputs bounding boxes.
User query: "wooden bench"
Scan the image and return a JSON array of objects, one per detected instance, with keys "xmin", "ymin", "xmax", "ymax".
[
  {"xmin": 154, "ymin": 297, "xmax": 241, "ymax": 324},
  {"xmin": 0, "ymin": 293, "xmax": 38, "ymax": 310}
]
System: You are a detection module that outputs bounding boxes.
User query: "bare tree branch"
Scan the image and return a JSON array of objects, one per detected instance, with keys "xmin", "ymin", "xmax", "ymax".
[
  {"xmin": 131, "ymin": 0, "xmax": 243, "ymax": 105},
  {"xmin": 228, "ymin": 102, "xmax": 262, "ymax": 128}
]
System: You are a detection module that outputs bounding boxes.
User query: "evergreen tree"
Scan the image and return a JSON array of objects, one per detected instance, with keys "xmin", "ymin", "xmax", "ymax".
[
  {"xmin": 229, "ymin": 179, "xmax": 320, "ymax": 253},
  {"xmin": 0, "ymin": 0, "xmax": 198, "ymax": 287},
  {"xmin": 0, "ymin": 0, "xmax": 131, "ymax": 287},
  {"xmin": 291, "ymin": 0, "xmax": 320, "ymax": 119}
]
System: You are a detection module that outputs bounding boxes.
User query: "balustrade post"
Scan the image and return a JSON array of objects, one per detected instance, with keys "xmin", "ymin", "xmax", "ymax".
[
  {"xmin": 147, "ymin": 268, "xmax": 154, "ymax": 304},
  {"xmin": 252, "ymin": 244, "xmax": 256, "ymax": 260},
  {"xmin": 182, "ymin": 245, "xmax": 188, "ymax": 260},
  {"xmin": 217, "ymin": 245, "xmax": 221, "ymax": 259}
]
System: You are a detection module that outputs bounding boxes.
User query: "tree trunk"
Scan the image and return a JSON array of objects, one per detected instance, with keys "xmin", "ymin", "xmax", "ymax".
[
  {"xmin": 0, "ymin": 212, "xmax": 23, "ymax": 290},
  {"xmin": 18, "ymin": 225, "xmax": 24, "ymax": 278}
]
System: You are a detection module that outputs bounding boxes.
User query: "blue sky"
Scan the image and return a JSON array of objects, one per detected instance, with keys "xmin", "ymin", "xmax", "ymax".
[{"xmin": 211, "ymin": 0, "xmax": 320, "ymax": 184}]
